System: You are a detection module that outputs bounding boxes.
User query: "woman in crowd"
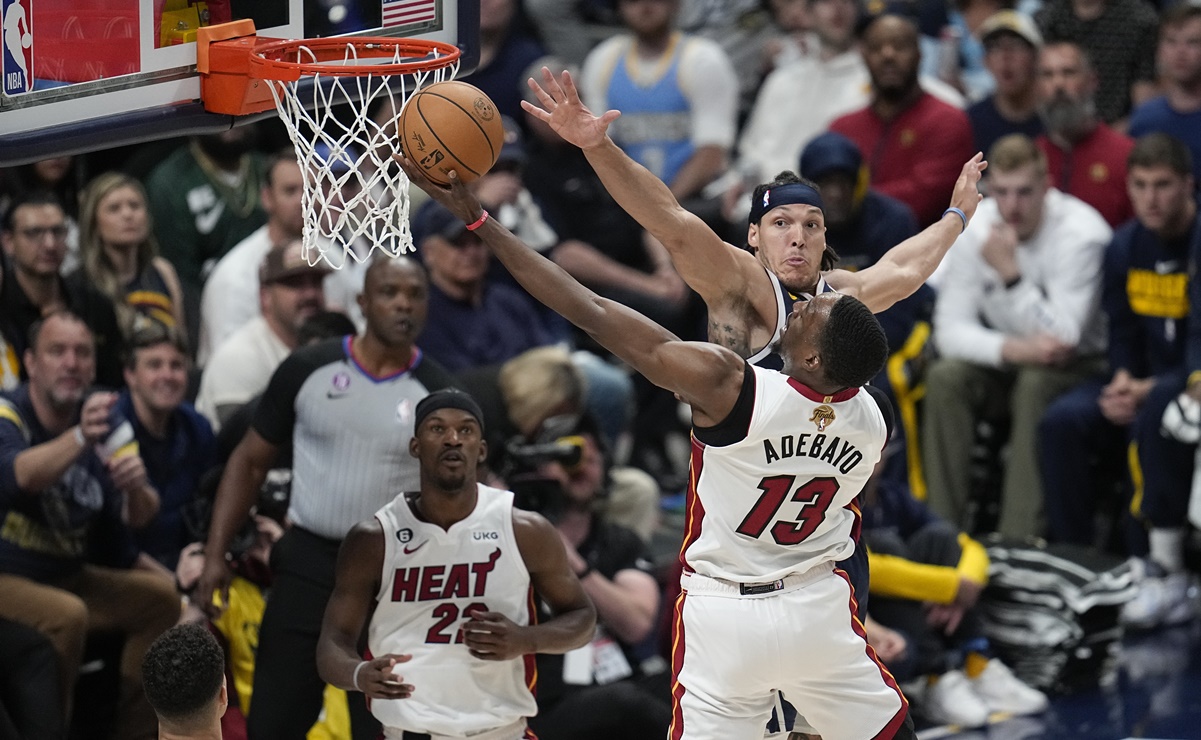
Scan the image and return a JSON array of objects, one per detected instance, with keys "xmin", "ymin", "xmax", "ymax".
[{"xmin": 75, "ymin": 172, "xmax": 187, "ymax": 337}]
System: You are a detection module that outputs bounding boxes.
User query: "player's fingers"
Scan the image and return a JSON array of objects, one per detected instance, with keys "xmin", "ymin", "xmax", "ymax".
[
  {"xmin": 525, "ymin": 76, "xmax": 555, "ymax": 109},
  {"xmin": 519, "ymin": 99, "xmax": 550, "ymax": 122}
]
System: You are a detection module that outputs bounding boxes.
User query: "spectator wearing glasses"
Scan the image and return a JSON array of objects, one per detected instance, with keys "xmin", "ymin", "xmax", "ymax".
[{"xmin": 0, "ymin": 192, "xmax": 125, "ymax": 388}]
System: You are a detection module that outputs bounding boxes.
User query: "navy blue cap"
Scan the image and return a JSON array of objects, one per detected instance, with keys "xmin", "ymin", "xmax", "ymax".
[
  {"xmin": 800, "ymin": 132, "xmax": 863, "ymax": 181},
  {"xmin": 495, "ymin": 116, "xmax": 527, "ymax": 167},
  {"xmin": 410, "ymin": 199, "xmax": 467, "ymax": 246}
]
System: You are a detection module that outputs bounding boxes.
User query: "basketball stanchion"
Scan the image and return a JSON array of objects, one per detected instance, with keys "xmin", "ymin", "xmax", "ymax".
[{"xmin": 198, "ymin": 21, "xmax": 461, "ymax": 269}]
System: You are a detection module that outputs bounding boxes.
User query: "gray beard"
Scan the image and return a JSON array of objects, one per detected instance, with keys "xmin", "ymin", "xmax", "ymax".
[{"xmin": 1039, "ymin": 96, "xmax": 1097, "ymax": 142}]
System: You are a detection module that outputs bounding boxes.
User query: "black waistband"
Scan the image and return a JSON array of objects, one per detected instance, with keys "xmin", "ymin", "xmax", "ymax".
[{"xmin": 402, "ymin": 733, "xmax": 431, "ymax": 740}]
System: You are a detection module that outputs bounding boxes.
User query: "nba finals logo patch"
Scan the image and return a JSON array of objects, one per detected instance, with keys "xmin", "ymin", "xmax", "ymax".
[
  {"xmin": 2, "ymin": 0, "xmax": 34, "ymax": 96},
  {"xmin": 809, "ymin": 405, "xmax": 835, "ymax": 432}
]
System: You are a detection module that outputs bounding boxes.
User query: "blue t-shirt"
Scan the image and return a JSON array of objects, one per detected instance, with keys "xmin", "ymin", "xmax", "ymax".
[
  {"xmin": 0, "ymin": 386, "xmax": 137, "ymax": 580},
  {"xmin": 417, "ymin": 282, "xmax": 556, "ymax": 373},
  {"xmin": 1128, "ymin": 97, "xmax": 1201, "ymax": 184},
  {"xmin": 967, "ymin": 96, "xmax": 1044, "ymax": 161},
  {"xmin": 114, "ymin": 391, "xmax": 217, "ymax": 569}
]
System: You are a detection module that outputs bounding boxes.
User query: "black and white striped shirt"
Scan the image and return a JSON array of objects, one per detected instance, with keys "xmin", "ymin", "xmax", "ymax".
[{"xmin": 253, "ymin": 336, "xmax": 456, "ymax": 539}]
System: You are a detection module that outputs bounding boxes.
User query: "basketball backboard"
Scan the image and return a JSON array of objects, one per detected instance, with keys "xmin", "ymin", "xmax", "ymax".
[{"xmin": 0, "ymin": 0, "xmax": 477, "ymax": 166}]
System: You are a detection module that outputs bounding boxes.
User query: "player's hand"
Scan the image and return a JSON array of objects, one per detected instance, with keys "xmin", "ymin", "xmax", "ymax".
[
  {"xmin": 521, "ymin": 67, "xmax": 621, "ymax": 151},
  {"xmin": 356, "ymin": 654, "xmax": 414, "ymax": 700},
  {"xmin": 463, "ymin": 611, "xmax": 532, "ymax": 660},
  {"xmin": 79, "ymin": 392, "xmax": 117, "ymax": 445},
  {"xmin": 395, "ymin": 155, "xmax": 485, "ymax": 226},
  {"xmin": 948, "ymin": 152, "xmax": 987, "ymax": 222},
  {"xmin": 193, "ymin": 551, "xmax": 234, "ymax": 619}
]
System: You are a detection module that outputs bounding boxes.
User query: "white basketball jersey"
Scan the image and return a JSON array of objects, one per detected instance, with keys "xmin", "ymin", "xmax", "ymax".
[
  {"xmin": 370, "ymin": 485, "xmax": 537, "ymax": 736},
  {"xmin": 683, "ymin": 366, "xmax": 886, "ymax": 583}
]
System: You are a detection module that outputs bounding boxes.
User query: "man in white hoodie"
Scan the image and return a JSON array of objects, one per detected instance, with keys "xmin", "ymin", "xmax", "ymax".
[{"xmin": 923, "ymin": 133, "xmax": 1111, "ymax": 539}]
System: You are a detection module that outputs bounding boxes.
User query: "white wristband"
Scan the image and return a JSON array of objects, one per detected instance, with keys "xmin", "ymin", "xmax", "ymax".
[
  {"xmin": 72, "ymin": 426, "xmax": 85, "ymax": 448},
  {"xmin": 352, "ymin": 660, "xmax": 369, "ymax": 692}
]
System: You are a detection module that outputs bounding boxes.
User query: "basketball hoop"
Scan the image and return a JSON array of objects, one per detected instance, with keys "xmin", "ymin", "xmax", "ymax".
[{"xmin": 245, "ymin": 37, "xmax": 461, "ymax": 269}]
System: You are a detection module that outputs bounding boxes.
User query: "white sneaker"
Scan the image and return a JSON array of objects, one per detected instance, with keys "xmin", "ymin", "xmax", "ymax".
[
  {"xmin": 919, "ymin": 670, "xmax": 991, "ymax": 728},
  {"xmin": 969, "ymin": 659, "xmax": 1049, "ymax": 715},
  {"xmin": 1121, "ymin": 571, "xmax": 1198, "ymax": 630}
]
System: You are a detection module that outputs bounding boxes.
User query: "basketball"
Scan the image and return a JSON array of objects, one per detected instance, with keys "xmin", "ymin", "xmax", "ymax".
[{"xmin": 398, "ymin": 81, "xmax": 505, "ymax": 186}]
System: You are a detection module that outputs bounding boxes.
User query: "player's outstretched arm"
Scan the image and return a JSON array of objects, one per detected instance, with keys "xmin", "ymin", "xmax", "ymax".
[
  {"xmin": 399, "ymin": 158, "xmax": 747, "ymax": 425},
  {"xmin": 827, "ymin": 154, "xmax": 987, "ymax": 313},
  {"xmin": 464, "ymin": 510, "xmax": 596, "ymax": 661},
  {"xmin": 316, "ymin": 520, "xmax": 415, "ymax": 700},
  {"xmin": 522, "ymin": 67, "xmax": 760, "ymax": 304}
]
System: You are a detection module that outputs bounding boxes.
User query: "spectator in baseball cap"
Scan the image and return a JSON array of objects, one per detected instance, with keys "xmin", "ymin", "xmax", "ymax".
[
  {"xmin": 196, "ymin": 239, "xmax": 332, "ymax": 428},
  {"xmin": 967, "ymin": 10, "xmax": 1044, "ymax": 156}
]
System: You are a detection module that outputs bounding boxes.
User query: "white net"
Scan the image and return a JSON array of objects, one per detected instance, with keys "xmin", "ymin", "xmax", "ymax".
[{"xmin": 262, "ymin": 41, "xmax": 459, "ymax": 269}]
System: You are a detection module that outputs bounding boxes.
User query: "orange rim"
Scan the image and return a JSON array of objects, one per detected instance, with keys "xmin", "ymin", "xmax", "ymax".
[{"xmin": 249, "ymin": 37, "xmax": 461, "ymax": 82}]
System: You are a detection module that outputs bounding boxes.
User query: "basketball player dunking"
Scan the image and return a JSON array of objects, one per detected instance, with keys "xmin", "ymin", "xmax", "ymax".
[
  {"xmin": 317, "ymin": 389, "xmax": 596, "ymax": 740},
  {"xmin": 398, "ymin": 156, "xmax": 919, "ymax": 739},
  {"xmin": 520, "ymin": 66, "xmax": 986, "ymax": 738}
]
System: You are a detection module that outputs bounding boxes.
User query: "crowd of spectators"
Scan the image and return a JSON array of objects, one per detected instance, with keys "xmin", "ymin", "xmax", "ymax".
[{"xmin": 3, "ymin": 0, "xmax": 1201, "ymax": 736}]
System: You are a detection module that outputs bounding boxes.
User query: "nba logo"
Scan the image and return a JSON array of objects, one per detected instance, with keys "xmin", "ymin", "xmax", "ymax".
[{"xmin": 2, "ymin": 0, "xmax": 33, "ymax": 95}]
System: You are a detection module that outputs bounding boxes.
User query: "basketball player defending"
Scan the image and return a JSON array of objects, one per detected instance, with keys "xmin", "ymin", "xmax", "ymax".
[
  {"xmin": 522, "ymin": 65, "xmax": 985, "ymax": 739},
  {"xmin": 317, "ymin": 389, "xmax": 596, "ymax": 740},
  {"xmin": 397, "ymin": 160, "xmax": 920, "ymax": 739},
  {"xmin": 523, "ymin": 67, "xmax": 985, "ymax": 356}
]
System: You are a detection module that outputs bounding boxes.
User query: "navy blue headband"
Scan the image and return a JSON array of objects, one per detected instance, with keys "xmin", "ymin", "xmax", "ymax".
[
  {"xmin": 415, "ymin": 389, "xmax": 485, "ymax": 433},
  {"xmin": 749, "ymin": 182, "xmax": 825, "ymax": 224}
]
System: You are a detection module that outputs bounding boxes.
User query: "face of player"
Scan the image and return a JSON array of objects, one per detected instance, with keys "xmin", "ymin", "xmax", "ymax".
[
  {"xmin": 2, "ymin": 203, "xmax": 68, "ymax": 279},
  {"xmin": 809, "ymin": 0, "xmax": 858, "ymax": 52},
  {"xmin": 984, "ymin": 34, "xmax": 1039, "ymax": 99},
  {"xmin": 125, "ymin": 342, "xmax": 188, "ymax": 416},
  {"xmin": 1128, "ymin": 164, "xmax": 1196, "ymax": 236},
  {"xmin": 95, "ymin": 184, "xmax": 150, "ymax": 250},
  {"xmin": 424, "ymin": 233, "xmax": 490, "ymax": 291},
  {"xmin": 263, "ymin": 159, "xmax": 305, "ymax": 240},
  {"xmin": 359, "ymin": 258, "xmax": 429, "ymax": 350},
  {"xmin": 777, "ymin": 292, "xmax": 836, "ymax": 378},
  {"xmin": 861, "ymin": 17, "xmax": 922, "ymax": 101},
  {"xmin": 26, "ymin": 315, "xmax": 95, "ymax": 410},
  {"xmin": 618, "ymin": 0, "xmax": 677, "ymax": 37},
  {"xmin": 1159, "ymin": 17, "xmax": 1201, "ymax": 88},
  {"xmin": 748, "ymin": 203, "xmax": 826, "ymax": 295},
  {"xmin": 988, "ymin": 163, "xmax": 1050, "ymax": 241},
  {"xmin": 411, "ymin": 409, "xmax": 486, "ymax": 491}
]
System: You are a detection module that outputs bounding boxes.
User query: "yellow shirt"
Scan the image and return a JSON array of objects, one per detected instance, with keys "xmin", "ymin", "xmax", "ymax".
[
  {"xmin": 868, "ymin": 533, "xmax": 989, "ymax": 604},
  {"xmin": 212, "ymin": 577, "xmax": 350, "ymax": 739}
]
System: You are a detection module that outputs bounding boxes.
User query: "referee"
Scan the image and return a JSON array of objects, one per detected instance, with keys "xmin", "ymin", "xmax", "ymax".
[{"xmin": 194, "ymin": 257, "xmax": 456, "ymax": 740}]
